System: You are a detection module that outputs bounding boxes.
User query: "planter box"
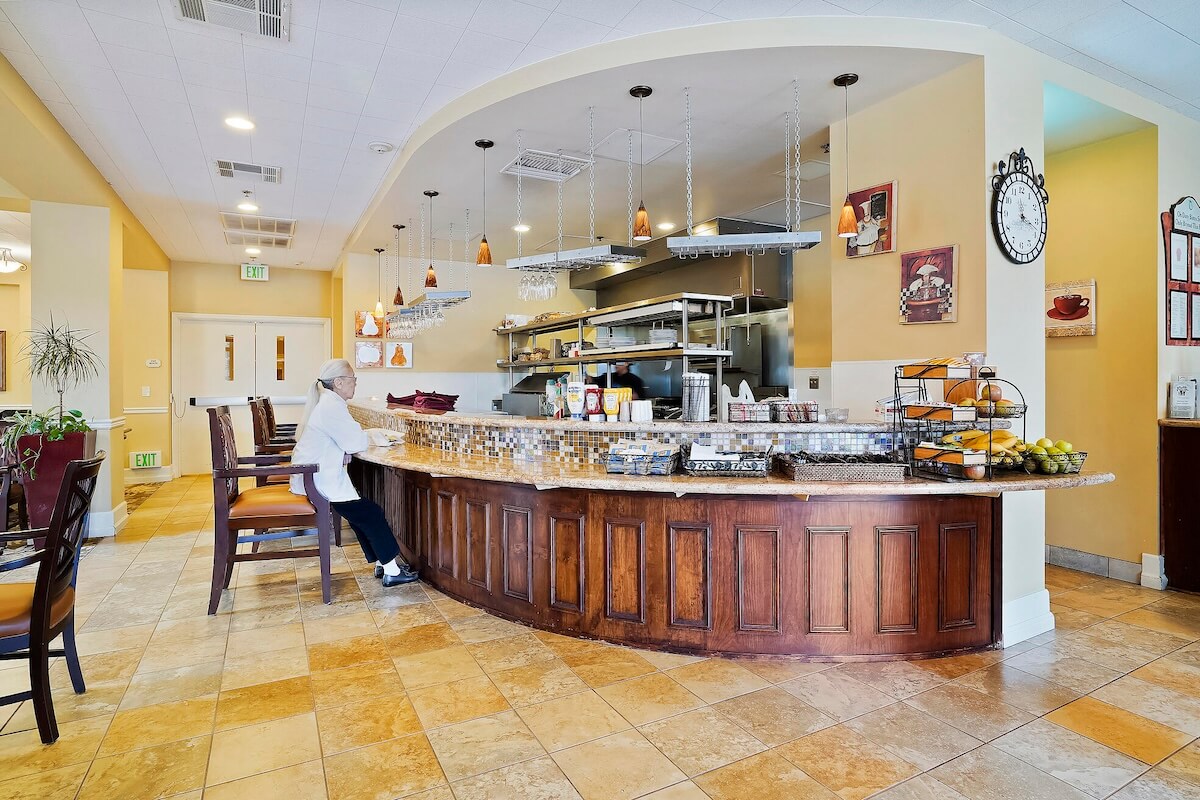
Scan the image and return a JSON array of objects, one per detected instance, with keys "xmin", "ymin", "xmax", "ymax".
[{"xmin": 17, "ymin": 430, "xmax": 97, "ymax": 529}]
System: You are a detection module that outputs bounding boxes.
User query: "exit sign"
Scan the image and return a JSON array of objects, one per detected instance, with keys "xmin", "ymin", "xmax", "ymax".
[
  {"xmin": 241, "ymin": 263, "xmax": 269, "ymax": 281},
  {"xmin": 129, "ymin": 450, "xmax": 161, "ymax": 470}
]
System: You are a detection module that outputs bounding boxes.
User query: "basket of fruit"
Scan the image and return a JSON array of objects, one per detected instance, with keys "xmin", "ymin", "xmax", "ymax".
[
  {"xmin": 975, "ymin": 400, "xmax": 1026, "ymax": 418},
  {"xmin": 1021, "ymin": 438, "xmax": 1087, "ymax": 475}
]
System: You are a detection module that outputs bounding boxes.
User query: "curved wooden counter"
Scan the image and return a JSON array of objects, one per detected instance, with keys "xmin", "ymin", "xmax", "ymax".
[{"xmin": 353, "ymin": 445, "xmax": 1114, "ymax": 659}]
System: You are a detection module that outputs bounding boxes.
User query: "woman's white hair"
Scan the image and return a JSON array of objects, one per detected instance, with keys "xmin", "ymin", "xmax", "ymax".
[{"xmin": 297, "ymin": 358, "xmax": 355, "ymax": 437}]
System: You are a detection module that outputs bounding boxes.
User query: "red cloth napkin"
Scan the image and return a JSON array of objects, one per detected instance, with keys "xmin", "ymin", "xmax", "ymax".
[{"xmin": 387, "ymin": 391, "xmax": 459, "ymax": 412}]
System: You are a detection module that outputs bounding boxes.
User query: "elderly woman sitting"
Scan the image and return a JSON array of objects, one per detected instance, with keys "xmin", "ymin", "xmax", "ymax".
[{"xmin": 290, "ymin": 359, "xmax": 417, "ymax": 586}]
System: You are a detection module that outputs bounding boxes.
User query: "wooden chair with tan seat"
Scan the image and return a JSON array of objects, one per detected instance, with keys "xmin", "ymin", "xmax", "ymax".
[
  {"xmin": 207, "ymin": 407, "xmax": 335, "ymax": 614},
  {"xmin": 260, "ymin": 396, "xmax": 297, "ymax": 439},
  {"xmin": 249, "ymin": 397, "xmax": 295, "ymax": 455},
  {"xmin": 0, "ymin": 453, "xmax": 105, "ymax": 744}
]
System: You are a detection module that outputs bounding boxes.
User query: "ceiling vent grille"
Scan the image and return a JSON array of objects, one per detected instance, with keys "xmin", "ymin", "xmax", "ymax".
[
  {"xmin": 500, "ymin": 149, "xmax": 592, "ymax": 183},
  {"xmin": 216, "ymin": 160, "xmax": 282, "ymax": 183},
  {"xmin": 224, "ymin": 231, "xmax": 292, "ymax": 247},
  {"xmin": 176, "ymin": 0, "xmax": 290, "ymax": 40},
  {"xmin": 219, "ymin": 211, "xmax": 296, "ymax": 248}
]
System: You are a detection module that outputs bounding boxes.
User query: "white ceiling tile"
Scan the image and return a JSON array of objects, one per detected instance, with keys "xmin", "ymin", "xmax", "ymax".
[
  {"xmin": 376, "ymin": 46, "xmax": 447, "ymax": 84},
  {"xmin": 355, "ymin": 114, "xmax": 413, "ymax": 139},
  {"xmin": 302, "ymin": 107, "xmax": 363, "ymax": 132},
  {"xmin": 602, "ymin": 28, "xmax": 637, "ymax": 42},
  {"xmin": 710, "ymin": 0, "xmax": 796, "ymax": 20},
  {"xmin": 17, "ymin": 30, "xmax": 110, "ymax": 68},
  {"xmin": 366, "ymin": 77, "xmax": 432, "ymax": 106},
  {"xmin": 167, "ymin": 29, "xmax": 243, "ymax": 66},
  {"xmin": 311, "ymin": 61, "xmax": 378, "ymax": 95},
  {"xmin": 784, "ymin": 0, "xmax": 856, "ymax": 14},
  {"xmin": 1158, "ymin": 6, "xmax": 1200, "ymax": 41},
  {"xmin": 28, "ymin": 78, "xmax": 68, "ymax": 104},
  {"xmin": 1, "ymin": 49, "xmax": 52, "ymax": 82},
  {"xmin": 242, "ymin": 47, "xmax": 313, "ymax": 83},
  {"xmin": 936, "ymin": 1, "xmax": 1005, "ymax": 26},
  {"xmin": 1018, "ymin": 0, "xmax": 1123, "ymax": 35},
  {"xmin": 509, "ymin": 43, "xmax": 562, "ymax": 68},
  {"xmin": 312, "ymin": 29, "xmax": 385, "ymax": 71},
  {"xmin": 245, "ymin": 95, "xmax": 308, "ymax": 125},
  {"xmin": 186, "ymin": 84, "xmax": 250, "ymax": 118},
  {"xmin": 101, "ymin": 44, "xmax": 182, "ymax": 79},
  {"xmin": 968, "ymin": 0, "xmax": 1040, "ymax": 11},
  {"xmin": 436, "ymin": 56, "xmax": 506, "ymax": 89},
  {"xmin": 302, "ymin": 124, "xmax": 358, "ymax": 148},
  {"xmin": 78, "ymin": 0, "xmax": 163, "ymax": 25},
  {"xmin": 529, "ymin": 12, "xmax": 611, "ymax": 50},
  {"xmin": 616, "ymin": 0, "xmax": 705, "ymax": 34},
  {"xmin": 317, "ymin": 0, "xmax": 398, "ymax": 45},
  {"xmin": 176, "ymin": 58, "xmax": 247, "ymax": 93},
  {"xmin": 824, "ymin": 0, "xmax": 880, "ymax": 11},
  {"xmin": 353, "ymin": 0, "xmax": 405, "ymax": 10},
  {"xmin": 399, "ymin": 0, "xmax": 481, "ymax": 27},
  {"xmin": 1054, "ymin": 4, "xmax": 1152, "ymax": 51},
  {"xmin": 3, "ymin": 0, "xmax": 95, "ymax": 40},
  {"xmin": 867, "ymin": 0, "xmax": 961, "ymax": 19},
  {"xmin": 450, "ymin": 30, "xmax": 526, "ymax": 68},
  {"xmin": 306, "ymin": 84, "xmax": 369, "ymax": 115},
  {"xmin": 360, "ymin": 94, "xmax": 421, "ymax": 123},
  {"xmin": 0, "ymin": 20, "xmax": 32, "ymax": 53},
  {"xmin": 117, "ymin": 71, "xmax": 189, "ymax": 103},
  {"xmin": 468, "ymin": 0, "xmax": 553, "ymax": 44},
  {"xmin": 250, "ymin": 73, "xmax": 311, "ymax": 105},
  {"xmin": 1026, "ymin": 35, "xmax": 1076, "ymax": 59},
  {"xmin": 987, "ymin": 17, "xmax": 1039, "ymax": 44},
  {"xmin": 387, "ymin": 14, "xmax": 466, "ymax": 55},
  {"xmin": 555, "ymin": 0, "xmax": 639, "ymax": 25},
  {"xmin": 83, "ymin": 10, "xmax": 175, "ymax": 56},
  {"xmin": 42, "ymin": 59, "xmax": 123, "ymax": 91}
]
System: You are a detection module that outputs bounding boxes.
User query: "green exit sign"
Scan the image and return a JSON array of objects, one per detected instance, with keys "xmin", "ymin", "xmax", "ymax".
[
  {"xmin": 241, "ymin": 263, "xmax": 269, "ymax": 281},
  {"xmin": 130, "ymin": 451, "xmax": 161, "ymax": 470}
]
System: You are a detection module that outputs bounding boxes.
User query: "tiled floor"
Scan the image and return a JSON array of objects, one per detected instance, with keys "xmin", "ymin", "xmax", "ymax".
[{"xmin": 2, "ymin": 477, "xmax": 1200, "ymax": 799}]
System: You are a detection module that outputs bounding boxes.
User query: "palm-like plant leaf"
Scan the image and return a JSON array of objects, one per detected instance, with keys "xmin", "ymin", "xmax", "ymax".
[{"xmin": 20, "ymin": 314, "xmax": 102, "ymax": 419}]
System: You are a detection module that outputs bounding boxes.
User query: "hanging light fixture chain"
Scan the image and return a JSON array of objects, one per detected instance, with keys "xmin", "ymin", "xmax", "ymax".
[
  {"xmin": 684, "ymin": 86, "xmax": 693, "ymax": 236},
  {"xmin": 587, "ymin": 106, "xmax": 595, "ymax": 243},
  {"xmin": 515, "ymin": 130, "xmax": 524, "ymax": 259},
  {"xmin": 784, "ymin": 103, "xmax": 791, "ymax": 235},
  {"xmin": 793, "ymin": 81, "xmax": 803, "ymax": 232},
  {"xmin": 407, "ymin": 217, "xmax": 414, "ymax": 299},
  {"xmin": 627, "ymin": 129, "xmax": 634, "ymax": 246},
  {"xmin": 556, "ymin": 151, "xmax": 564, "ymax": 258},
  {"xmin": 464, "ymin": 208, "xmax": 470, "ymax": 290}
]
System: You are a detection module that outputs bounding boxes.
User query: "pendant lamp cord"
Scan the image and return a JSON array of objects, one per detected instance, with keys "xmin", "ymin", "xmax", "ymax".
[
  {"xmin": 464, "ymin": 209, "xmax": 470, "ymax": 290},
  {"xmin": 638, "ymin": 96, "xmax": 645, "ymax": 203},
  {"xmin": 844, "ymin": 82, "xmax": 850, "ymax": 196}
]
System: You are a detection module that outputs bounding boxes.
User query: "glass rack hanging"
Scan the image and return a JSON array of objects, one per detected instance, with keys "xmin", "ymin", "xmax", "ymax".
[
  {"xmin": 407, "ymin": 189, "xmax": 472, "ymax": 318},
  {"xmin": 667, "ymin": 83, "xmax": 822, "ymax": 258}
]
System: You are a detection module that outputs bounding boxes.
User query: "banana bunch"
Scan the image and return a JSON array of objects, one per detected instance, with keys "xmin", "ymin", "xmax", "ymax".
[
  {"xmin": 941, "ymin": 429, "xmax": 1026, "ymax": 466},
  {"xmin": 920, "ymin": 357, "xmax": 970, "ymax": 367}
]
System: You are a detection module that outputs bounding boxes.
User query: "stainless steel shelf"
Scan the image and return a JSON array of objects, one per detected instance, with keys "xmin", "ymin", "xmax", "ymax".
[
  {"xmin": 497, "ymin": 348, "xmax": 734, "ymax": 369},
  {"xmin": 493, "ymin": 292, "xmax": 733, "ymax": 337}
]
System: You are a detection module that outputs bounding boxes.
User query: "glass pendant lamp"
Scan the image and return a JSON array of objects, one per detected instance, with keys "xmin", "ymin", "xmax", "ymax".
[
  {"xmin": 835, "ymin": 73, "xmax": 860, "ymax": 238},
  {"xmin": 630, "ymin": 85, "xmax": 653, "ymax": 241},
  {"xmin": 392, "ymin": 224, "xmax": 406, "ymax": 306},
  {"xmin": 373, "ymin": 248, "xmax": 385, "ymax": 316},
  {"xmin": 475, "ymin": 139, "xmax": 493, "ymax": 266},
  {"xmin": 424, "ymin": 190, "xmax": 439, "ymax": 287}
]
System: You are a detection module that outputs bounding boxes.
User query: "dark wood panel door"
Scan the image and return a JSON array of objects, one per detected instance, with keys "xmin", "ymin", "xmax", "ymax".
[
  {"xmin": 465, "ymin": 498, "xmax": 492, "ymax": 591},
  {"xmin": 668, "ymin": 522, "xmax": 712, "ymax": 630},
  {"xmin": 502, "ymin": 505, "xmax": 534, "ymax": 604},
  {"xmin": 877, "ymin": 526, "xmax": 919, "ymax": 634},
  {"xmin": 550, "ymin": 513, "xmax": 586, "ymax": 614},
  {"xmin": 939, "ymin": 523, "xmax": 978, "ymax": 631}
]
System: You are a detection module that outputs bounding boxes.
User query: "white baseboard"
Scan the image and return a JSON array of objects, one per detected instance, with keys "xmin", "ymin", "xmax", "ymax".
[
  {"xmin": 86, "ymin": 500, "xmax": 128, "ymax": 539},
  {"xmin": 1141, "ymin": 553, "xmax": 1167, "ymax": 590},
  {"xmin": 1001, "ymin": 588, "xmax": 1054, "ymax": 647},
  {"xmin": 124, "ymin": 465, "xmax": 176, "ymax": 485}
]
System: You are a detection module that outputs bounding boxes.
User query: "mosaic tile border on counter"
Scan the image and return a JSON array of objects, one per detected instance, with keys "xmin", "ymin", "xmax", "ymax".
[{"xmin": 350, "ymin": 403, "xmax": 899, "ymax": 466}]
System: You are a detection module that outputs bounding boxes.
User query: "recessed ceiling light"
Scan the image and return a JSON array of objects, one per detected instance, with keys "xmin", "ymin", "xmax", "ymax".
[
  {"xmin": 513, "ymin": 224, "xmax": 530, "ymax": 233},
  {"xmin": 657, "ymin": 222, "xmax": 675, "ymax": 231},
  {"xmin": 237, "ymin": 189, "xmax": 258, "ymax": 212},
  {"xmin": 245, "ymin": 247, "xmax": 261, "ymax": 255},
  {"xmin": 225, "ymin": 116, "xmax": 255, "ymax": 130},
  {"xmin": 367, "ymin": 141, "xmax": 394, "ymax": 154}
]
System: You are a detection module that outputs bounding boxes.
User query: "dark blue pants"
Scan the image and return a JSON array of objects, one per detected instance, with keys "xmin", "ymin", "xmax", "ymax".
[{"xmin": 331, "ymin": 498, "xmax": 401, "ymax": 566}]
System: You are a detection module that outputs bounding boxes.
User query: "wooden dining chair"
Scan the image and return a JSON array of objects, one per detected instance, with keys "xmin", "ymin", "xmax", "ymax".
[
  {"xmin": 1, "ymin": 421, "xmax": 30, "ymax": 533},
  {"xmin": 207, "ymin": 407, "xmax": 336, "ymax": 615},
  {"xmin": 249, "ymin": 398, "xmax": 294, "ymax": 456},
  {"xmin": 260, "ymin": 396, "xmax": 297, "ymax": 438},
  {"xmin": 0, "ymin": 453, "xmax": 104, "ymax": 744}
]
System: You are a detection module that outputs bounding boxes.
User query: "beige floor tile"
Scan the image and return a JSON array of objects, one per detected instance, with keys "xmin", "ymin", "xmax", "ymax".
[
  {"xmin": 562, "ymin": 646, "xmax": 658, "ymax": 688},
  {"xmin": 302, "ymin": 610, "xmax": 379, "ymax": 645},
  {"xmin": 134, "ymin": 635, "xmax": 227, "ymax": 675},
  {"xmin": 373, "ymin": 602, "xmax": 444, "ymax": 632},
  {"xmin": 1132, "ymin": 657, "xmax": 1200, "ymax": 699},
  {"xmin": 203, "ymin": 759, "xmax": 328, "ymax": 800},
  {"xmin": 426, "ymin": 710, "xmax": 546, "ymax": 782},
  {"xmin": 149, "ymin": 614, "xmax": 231, "ymax": 646},
  {"xmin": 551, "ymin": 730, "xmax": 686, "ymax": 800},
  {"xmin": 394, "ymin": 644, "xmax": 484, "ymax": 690},
  {"xmin": 0, "ymin": 713, "xmax": 110, "ymax": 780},
  {"xmin": 1081, "ymin": 620, "xmax": 1193, "ymax": 655},
  {"xmin": 991, "ymin": 717, "xmax": 1148, "ymax": 798},
  {"xmin": 228, "ymin": 602, "xmax": 304, "ymax": 632},
  {"xmin": 1045, "ymin": 696, "xmax": 1194, "ymax": 764},
  {"xmin": 73, "ymin": 622, "xmax": 156, "ymax": 656},
  {"xmin": 317, "ymin": 696, "xmax": 421, "ymax": 754},
  {"xmin": 98, "ymin": 695, "xmax": 217, "ymax": 756},
  {"xmin": 490, "ymin": 658, "xmax": 590, "ymax": 707},
  {"xmin": 516, "ymin": 689, "xmax": 630, "ymax": 751},
  {"xmin": 713, "ymin": 685, "xmax": 835, "ymax": 746},
  {"xmin": 206, "ymin": 711, "xmax": 321, "ymax": 785},
  {"xmin": 636, "ymin": 781, "xmax": 711, "ymax": 799},
  {"xmin": 324, "ymin": 732, "xmax": 447, "ymax": 800},
  {"xmin": 404, "ymin": 788, "xmax": 454, "ymax": 800},
  {"xmin": 78, "ymin": 737, "xmax": 209, "ymax": 800},
  {"xmin": 666, "ymin": 658, "xmax": 770, "ymax": 704},
  {"xmin": 1046, "ymin": 566, "xmax": 1099, "ymax": 592},
  {"xmin": 870, "ymin": 774, "xmax": 970, "ymax": 799},
  {"xmin": 450, "ymin": 755, "xmax": 582, "ymax": 800},
  {"xmin": 595, "ymin": 672, "xmax": 704, "ymax": 727},
  {"xmin": 18, "ymin": 679, "xmax": 129, "ymax": 726},
  {"xmin": 1053, "ymin": 588, "xmax": 1156, "ymax": 619},
  {"xmin": 1002, "ymin": 647, "xmax": 1124, "ymax": 694},
  {"xmin": 931, "ymin": 745, "xmax": 1093, "ymax": 800},
  {"xmin": 779, "ymin": 669, "xmax": 895, "ymax": 722},
  {"xmin": 1157, "ymin": 740, "xmax": 1200, "ymax": 789},
  {"xmin": 0, "ymin": 763, "xmax": 90, "ymax": 800},
  {"xmin": 835, "ymin": 661, "xmax": 948, "ymax": 700},
  {"xmin": 640, "ymin": 706, "xmax": 766, "ymax": 776},
  {"xmin": 224, "ymin": 621, "xmax": 306, "ymax": 658},
  {"xmin": 467, "ymin": 633, "xmax": 556, "ymax": 673},
  {"xmin": 1167, "ymin": 641, "xmax": 1200, "ymax": 670},
  {"xmin": 308, "ymin": 633, "xmax": 390, "ymax": 672},
  {"xmin": 905, "ymin": 684, "xmax": 1034, "ymax": 742},
  {"xmin": 220, "ymin": 644, "xmax": 309, "ymax": 691},
  {"xmin": 845, "ymin": 702, "xmax": 981, "ymax": 771},
  {"xmin": 695, "ymin": 749, "xmax": 839, "ymax": 799},
  {"xmin": 952, "ymin": 663, "xmax": 1079, "ymax": 715},
  {"xmin": 738, "ymin": 657, "xmax": 831, "ymax": 684},
  {"xmin": 382, "ymin": 621, "xmax": 462, "ymax": 656},
  {"xmin": 638, "ymin": 651, "xmax": 706, "ymax": 671},
  {"xmin": 1110, "ymin": 767, "xmax": 1200, "ymax": 800},
  {"xmin": 1116, "ymin": 608, "xmax": 1200, "ymax": 639},
  {"xmin": 1091, "ymin": 675, "xmax": 1200, "ymax": 735},
  {"xmin": 778, "ymin": 725, "xmax": 920, "ymax": 800},
  {"xmin": 1053, "ymin": 633, "xmax": 1159, "ymax": 673},
  {"xmin": 1049, "ymin": 604, "xmax": 1108, "ymax": 631},
  {"xmin": 448, "ymin": 613, "xmax": 527, "ymax": 643},
  {"xmin": 215, "ymin": 675, "xmax": 315, "ymax": 731},
  {"xmin": 310, "ymin": 659, "xmax": 404, "ymax": 710},
  {"xmin": 50, "ymin": 648, "xmax": 142, "ymax": 688},
  {"xmin": 409, "ymin": 674, "xmax": 510, "ymax": 728},
  {"xmin": 913, "ymin": 651, "xmax": 1003, "ymax": 681},
  {"xmin": 434, "ymin": 597, "xmax": 484, "ymax": 621},
  {"xmin": 119, "ymin": 660, "xmax": 223, "ymax": 710}
]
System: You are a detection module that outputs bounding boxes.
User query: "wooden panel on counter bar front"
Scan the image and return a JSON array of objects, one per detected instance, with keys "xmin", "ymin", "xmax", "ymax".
[{"xmin": 354, "ymin": 465, "xmax": 998, "ymax": 659}]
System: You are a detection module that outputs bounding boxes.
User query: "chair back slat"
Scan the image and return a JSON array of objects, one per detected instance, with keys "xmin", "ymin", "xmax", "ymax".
[
  {"xmin": 207, "ymin": 406, "xmax": 239, "ymax": 504},
  {"xmin": 261, "ymin": 397, "xmax": 279, "ymax": 437},
  {"xmin": 31, "ymin": 453, "xmax": 104, "ymax": 633},
  {"xmin": 249, "ymin": 398, "xmax": 271, "ymax": 451}
]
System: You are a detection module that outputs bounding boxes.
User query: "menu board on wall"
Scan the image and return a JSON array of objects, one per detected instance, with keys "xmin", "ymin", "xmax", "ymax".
[{"xmin": 1164, "ymin": 197, "xmax": 1200, "ymax": 346}]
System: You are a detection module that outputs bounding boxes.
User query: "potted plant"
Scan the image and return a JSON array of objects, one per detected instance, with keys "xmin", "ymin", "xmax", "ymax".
[{"xmin": 0, "ymin": 318, "xmax": 100, "ymax": 528}]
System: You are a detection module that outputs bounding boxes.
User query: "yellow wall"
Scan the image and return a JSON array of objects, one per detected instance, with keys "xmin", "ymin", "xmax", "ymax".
[
  {"xmin": 829, "ymin": 60, "xmax": 987, "ymax": 362},
  {"xmin": 0, "ymin": 271, "xmax": 31, "ymax": 409},
  {"xmin": 1046, "ymin": 128, "xmax": 1159, "ymax": 563},
  {"xmin": 171, "ymin": 262, "xmax": 331, "ymax": 318},
  {"xmin": 123, "ymin": 269, "xmax": 172, "ymax": 470},
  {"xmin": 794, "ymin": 217, "xmax": 832, "ymax": 367}
]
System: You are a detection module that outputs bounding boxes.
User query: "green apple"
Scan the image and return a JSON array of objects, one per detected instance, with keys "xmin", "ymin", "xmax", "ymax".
[
  {"xmin": 1035, "ymin": 437, "xmax": 1054, "ymax": 449},
  {"xmin": 1054, "ymin": 440, "xmax": 1073, "ymax": 453}
]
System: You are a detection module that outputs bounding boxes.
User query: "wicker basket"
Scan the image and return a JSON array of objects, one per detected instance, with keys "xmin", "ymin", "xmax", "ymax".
[
  {"xmin": 728, "ymin": 402, "xmax": 772, "ymax": 423},
  {"xmin": 776, "ymin": 454, "xmax": 908, "ymax": 483},
  {"xmin": 604, "ymin": 451, "xmax": 679, "ymax": 476},
  {"xmin": 769, "ymin": 401, "xmax": 819, "ymax": 422},
  {"xmin": 681, "ymin": 445, "xmax": 771, "ymax": 477}
]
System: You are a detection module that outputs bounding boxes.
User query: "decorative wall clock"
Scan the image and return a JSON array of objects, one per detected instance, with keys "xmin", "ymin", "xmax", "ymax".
[{"xmin": 991, "ymin": 148, "xmax": 1049, "ymax": 264}]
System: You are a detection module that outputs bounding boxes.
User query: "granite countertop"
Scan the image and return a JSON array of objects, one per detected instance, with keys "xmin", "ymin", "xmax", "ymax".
[
  {"xmin": 351, "ymin": 400, "xmax": 895, "ymax": 434},
  {"xmin": 354, "ymin": 443, "xmax": 1115, "ymax": 497}
]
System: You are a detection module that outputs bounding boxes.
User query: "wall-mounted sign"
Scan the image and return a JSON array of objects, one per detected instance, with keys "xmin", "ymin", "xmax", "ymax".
[
  {"xmin": 241, "ymin": 263, "xmax": 269, "ymax": 281},
  {"xmin": 1174, "ymin": 196, "xmax": 1200, "ymax": 235},
  {"xmin": 145, "ymin": 358, "xmax": 161, "ymax": 368},
  {"xmin": 130, "ymin": 450, "xmax": 161, "ymax": 469},
  {"xmin": 1163, "ymin": 197, "xmax": 1200, "ymax": 346}
]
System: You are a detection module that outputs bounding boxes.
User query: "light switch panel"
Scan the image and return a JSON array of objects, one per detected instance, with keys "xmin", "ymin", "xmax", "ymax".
[
  {"xmin": 141, "ymin": 386, "xmax": 151, "ymax": 397},
  {"xmin": 809, "ymin": 375, "xmax": 819, "ymax": 390}
]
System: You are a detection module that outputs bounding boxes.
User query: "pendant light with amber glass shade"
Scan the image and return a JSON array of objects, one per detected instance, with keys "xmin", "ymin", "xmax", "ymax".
[
  {"xmin": 835, "ymin": 73, "xmax": 860, "ymax": 238},
  {"xmin": 630, "ymin": 85, "xmax": 653, "ymax": 241},
  {"xmin": 392, "ymin": 224, "xmax": 406, "ymax": 306},
  {"xmin": 423, "ymin": 190, "xmax": 439, "ymax": 288},
  {"xmin": 474, "ymin": 139, "xmax": 493, "ymax": 265}
]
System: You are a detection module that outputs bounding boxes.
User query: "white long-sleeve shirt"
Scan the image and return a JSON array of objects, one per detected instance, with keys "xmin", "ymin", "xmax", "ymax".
[{"xmin": 289, "ymin": 388, "xmax": 368, "ymax": 503}]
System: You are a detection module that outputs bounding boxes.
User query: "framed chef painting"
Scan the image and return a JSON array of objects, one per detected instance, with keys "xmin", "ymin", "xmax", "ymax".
[
  {"xmin": 845, "ymin": 181, "xmax": 896, "ymax": 258},
  {"xmin": 899, "ymin": 245, "xmax": 956, "ymax": 324}
]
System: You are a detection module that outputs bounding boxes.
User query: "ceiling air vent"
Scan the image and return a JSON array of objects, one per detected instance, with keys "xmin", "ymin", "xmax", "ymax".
[
  {"xmin": 216, "ymin": 160, "xmax": 282, "ymax": 184},
  {"xmin": 176, "ymin": 0, "xmax": 290, "ymax": 40},
  {"xmin": 500, "ymin": 150, "xmax": 592, "ymax": 183},
  {"xmin": 219, "ymin": 211, "xmax": 296, "ymax": 248}
]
